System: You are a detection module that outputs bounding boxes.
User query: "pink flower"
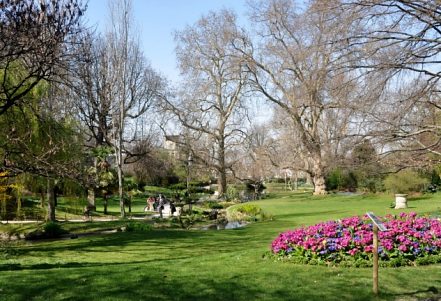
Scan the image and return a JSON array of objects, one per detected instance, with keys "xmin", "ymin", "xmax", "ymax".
[{"xmin": 398, "ymin": 245, "xmax": 407, "ymax": 252}]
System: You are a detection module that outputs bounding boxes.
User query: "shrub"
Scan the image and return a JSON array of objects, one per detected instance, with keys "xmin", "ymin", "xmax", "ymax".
[
  {"xmin": 271, "ymin": 213, "xmax": 441, "ymax": 267},
  {"xmin": 125, "ymin": 222, "xmax": 153, "ymax": 232},
  {"xmin": 325, "ymin": 168, "xmax": 357, "ymax": 191},
  {"xmin": 358, "ymin": 178, "xmax": 384, "ymax": 193},
  {"xmin": 384, "ymin": 170, "xmax": 429, "ymax": 194},
  {"xmin": 204, "ymin": 201, "xmax": 224, "ymax": 209},
  {"xmin": 245, "ymin": 181, "xmax": 266, "ymax": 193},
  {"xmin": 227, "ymin": 204, "xmax": 272, "ymax": 222},
  {"xmin": 43, "ymin": 222, "xmax": 68, "ymax": 238},
  {"xmin": 226, "ymin": 185, "xmax": 239, "ymax": 200}
]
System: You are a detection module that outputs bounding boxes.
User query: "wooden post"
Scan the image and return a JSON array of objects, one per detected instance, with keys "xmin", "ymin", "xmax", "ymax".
[{"xmin": 373, "ymin": 224, "xmax": 379, "ymax": 295}]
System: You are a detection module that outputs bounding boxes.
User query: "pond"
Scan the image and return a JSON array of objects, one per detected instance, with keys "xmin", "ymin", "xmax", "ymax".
[{"xmin": 199, "ymin": 221, "xmax": 248, "ymax": 230}]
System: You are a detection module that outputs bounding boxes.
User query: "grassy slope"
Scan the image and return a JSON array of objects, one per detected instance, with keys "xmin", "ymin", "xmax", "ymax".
[{"xmin": 1, "ymin": 192, "xmax": 440, "ymax": 301}]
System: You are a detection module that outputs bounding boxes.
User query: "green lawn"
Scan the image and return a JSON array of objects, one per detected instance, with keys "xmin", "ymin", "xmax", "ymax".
[{"xmin": 1, "ymin": 192, "xmax": 440, "ymax": 300}]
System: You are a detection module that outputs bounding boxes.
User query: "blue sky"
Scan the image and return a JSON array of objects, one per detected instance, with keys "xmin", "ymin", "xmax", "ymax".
[{"xmin": 85, "ymin": 0, "xmax": 248, "ymax": 83}]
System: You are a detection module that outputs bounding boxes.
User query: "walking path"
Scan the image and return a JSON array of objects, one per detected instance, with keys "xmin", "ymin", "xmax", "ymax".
[{"xmin": 0, "ymin": 215, "xmax": 154, "ymax": 224}]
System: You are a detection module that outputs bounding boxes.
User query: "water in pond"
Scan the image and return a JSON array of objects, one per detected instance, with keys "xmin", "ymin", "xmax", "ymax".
[{"xmin": 200, "ymin": 221, "xmax": 247, "ymax": 230}]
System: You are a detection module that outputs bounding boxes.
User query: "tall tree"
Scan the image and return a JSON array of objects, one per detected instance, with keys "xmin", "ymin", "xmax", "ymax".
[
  {"xmin": 163, "ymin": 9, "xmax": 250, "ymax": 195},
  {"xmin": 110, "ymin": 0, "xmax": 165, "ymax": 217},
  {"xmin": 242, "ymin": 0, "xmax": 361, "ymax": 194},
  {"xmin": 342, "ymin": 0, "xmax": 441, "ymax": 163},
  {"xmin": 70, "ymin": 0, "xmax": 165, "ymax": 217}
]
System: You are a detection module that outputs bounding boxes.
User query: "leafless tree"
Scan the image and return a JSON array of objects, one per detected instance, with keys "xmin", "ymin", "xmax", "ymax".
[
  {"xmin": 101, "ymin": 0, "xmax": 165, "ymax": 217},
  {"xmin": 341, "ymin": 1, "xmax": 441, "ymax": 163},
  {"xmin": 343, "ymin": 0, "xmax": 440, "ymax": 82},
  {"xmin": 162, "ymin": 9, "xmax": 250, "ymax": 195},
  {"xmin": 240, "ymin": 0, "xmax": 362, "ymax": 194},
  {"xmin": 67, "ymin": 0, "xmax": 165, "ymax": 216},
  {"xmin": 0, "ymin": 0, "xmax": 85, "ymax": 115},
  {"xmin": 232, "ymin": 122, "xmax": 277, "ymax": 183}
]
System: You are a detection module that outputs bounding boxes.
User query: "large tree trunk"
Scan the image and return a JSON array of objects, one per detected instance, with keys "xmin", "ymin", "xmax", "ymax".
[
  {"xmin": 47, "ymin": 178, "xmax": 56, "ymax": 221},
  {"xmin": 218, "ymin": 171, "xmax": 227, "ymax": 196},
  {"xmin": 217, "ymin": 133, "xmax": 227, "ymax": 196},
  {"xmin": 87, "ymin": 188, "xmax": 95, "ymax": 209},
  {"xmin": 311, "ymin": 156, "xmax": 327, "ymax": 195}
]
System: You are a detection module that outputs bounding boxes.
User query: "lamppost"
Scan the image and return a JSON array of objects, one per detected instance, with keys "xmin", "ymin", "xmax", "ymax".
[
  {"xmin": 186, "ymin": 154, "xmax": 193, "ymax": 190},
  {"xmin": 186, "ymin": 153, "xmax": 193, "ymax": 212}
]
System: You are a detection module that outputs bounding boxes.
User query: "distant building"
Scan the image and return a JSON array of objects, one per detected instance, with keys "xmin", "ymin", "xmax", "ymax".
[{"xmin": 164, "ymin": 135, "xmax": 185, "ymax": 160}]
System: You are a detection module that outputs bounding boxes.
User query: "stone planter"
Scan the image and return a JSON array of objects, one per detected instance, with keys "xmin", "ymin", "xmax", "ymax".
[{"xmin": 394, "ymin": 194, "xmax": 408, "ymax": 209}]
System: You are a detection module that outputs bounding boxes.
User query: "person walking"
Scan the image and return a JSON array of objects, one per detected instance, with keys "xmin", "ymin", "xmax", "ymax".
[{"xmin": 158, "ymin": 194, "xmax": 165, "ymax": 218}]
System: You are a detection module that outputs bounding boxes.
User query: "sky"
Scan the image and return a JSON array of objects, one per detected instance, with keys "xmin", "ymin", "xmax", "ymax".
[{"xmin": 85, "ymin": 0, "xmax": 248, "ymax": 83}]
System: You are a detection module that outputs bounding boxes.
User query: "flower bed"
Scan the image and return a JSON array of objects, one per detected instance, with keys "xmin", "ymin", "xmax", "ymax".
[{"xmin": 271, "ymin": 212, "xmax": 441, "ymax": 267}]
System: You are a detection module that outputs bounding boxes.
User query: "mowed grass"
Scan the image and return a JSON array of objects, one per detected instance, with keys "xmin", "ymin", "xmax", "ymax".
[{"xmin": 1, "ymin": 192, "xmax": 441, "ymax": 301}]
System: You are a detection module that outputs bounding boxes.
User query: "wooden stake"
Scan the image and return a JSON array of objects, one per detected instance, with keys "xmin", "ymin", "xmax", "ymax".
[{"xmin": 373, "ymin": 224, "xmax": 379, "ymax": 295}]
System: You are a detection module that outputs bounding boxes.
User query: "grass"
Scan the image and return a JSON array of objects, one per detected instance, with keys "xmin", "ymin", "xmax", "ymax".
[{"xmin": 0, "ymin": 192, "xmax": 440, "ymax": 300}]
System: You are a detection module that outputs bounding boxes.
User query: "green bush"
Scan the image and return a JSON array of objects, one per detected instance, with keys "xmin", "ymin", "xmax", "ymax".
[
  {"xmin": 357, "ymin": 178, "xmax": 384, "ymax": 193},
  {"xmin": 43, "ymin": 222, "xmax": 67, "ymax": 238},
  {"xmin": 226, "ymin": 185, "xmax": 239, "ymax": 200},
  {"xmin": 125, "ymin": 222, "xmax": 152, "ymax": 232},
  {"xmin": 325, "ymin": 168, "xmax": 357, "ymax": 191},
  {"xmin": 204, "ymin": 201, "xmax": 224, "ymax": 209},
  {"xmin": 236, "ymin": 204, "xmax": 261, "ymax": 215},
  {"xmin": 227, "ymin": 204, "xmax": 272, "ymax": 222},
  {"xmin": 384, "ymin": 170, "xmax": 429, "ymax": 194}
]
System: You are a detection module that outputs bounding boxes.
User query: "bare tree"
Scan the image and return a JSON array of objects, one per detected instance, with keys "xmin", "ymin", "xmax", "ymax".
[
  {"xmin": 341, "ymin": 1, "xmax": 441, "ymax": 160},
  {"xmin": 66, "ymin": 1, "xmax": 165, "ymax": 216},
  {"xmin": 344, "ymin": 0, "xmax": 440, "ymax": 82},
  {"xmin": 162, "ymin": 10, "xmax": 250, "ymax": 195},
  {"xmin": 233, "ymin": 122, "xmax": 277, "ymax": 183},
  {"xmin": 0, "ymin": 0, "xmax": 85, "ymax": 115},
  {"xmin": 102, "ymin": 0, "xmax": 165, "ymax": 217},
  {"xmin": 241, "ymin": 0, "xmax": 361, "ymax": 194}
]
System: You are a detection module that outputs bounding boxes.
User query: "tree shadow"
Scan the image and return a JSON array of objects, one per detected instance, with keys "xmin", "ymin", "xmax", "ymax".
[
  {"xmin": 0, "ymin": 264, "xmax": 375, "ymax": 301},
  {"xmin": 383, "ymin": 286, "xmax": 440, "ymax": 301}
]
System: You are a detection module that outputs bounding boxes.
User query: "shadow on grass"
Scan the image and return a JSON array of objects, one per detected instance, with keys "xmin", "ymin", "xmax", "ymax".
[
  {"xmin": 0, "ymin": 257, "xmax": 190, "ymax": 271},
  {"xmin": 383, "ymin": 286, "xmax": 440, "ymax": 301},
  {"xmin": 408, "ymin": 195, "xmax": 434, "ymax": 201},
  {"xmin": 0, "ymin": 263, "xmax": 376, "ymax": 301},
  {"xmin": 9, "ymin": 228, "xmax": 267, "ymax": 259}
]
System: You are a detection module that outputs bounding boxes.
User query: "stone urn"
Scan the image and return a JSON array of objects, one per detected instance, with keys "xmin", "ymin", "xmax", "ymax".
[{"xmin": 394, "ymin": 194, "xmax": 408, "ymax": 209}]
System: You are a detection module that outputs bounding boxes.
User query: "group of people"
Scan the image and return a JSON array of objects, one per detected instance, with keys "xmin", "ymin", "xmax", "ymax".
[{"xmin": 145, "ymin": 194, "xmax": 176, "ymax": 218}]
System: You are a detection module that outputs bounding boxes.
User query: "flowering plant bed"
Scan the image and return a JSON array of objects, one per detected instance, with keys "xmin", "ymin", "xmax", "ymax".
[{"xmin": 271, "ymin": 212, "xmax": 441, "ymax": 267}]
